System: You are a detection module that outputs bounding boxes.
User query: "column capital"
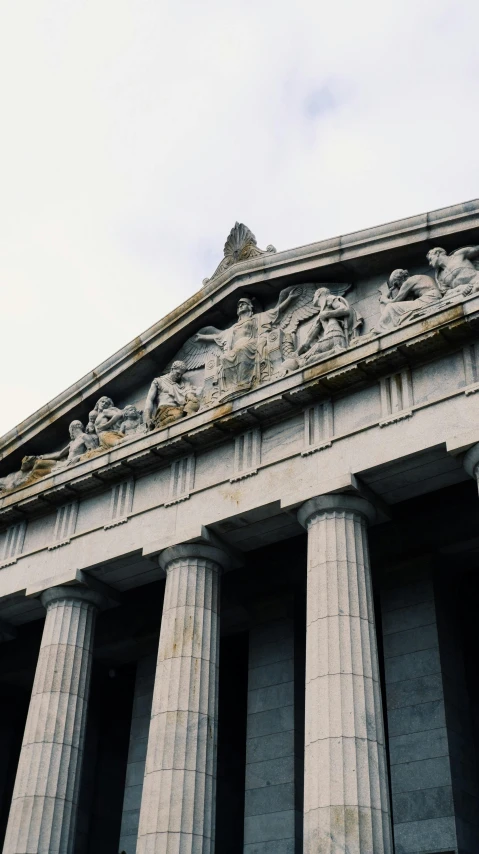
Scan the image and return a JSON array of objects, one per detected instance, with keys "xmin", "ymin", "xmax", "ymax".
[
  {"xmin": 463, "ymin": 442, "xmax": 479, "ymax": 480},
  {"xmin": 40, "ymin": 584, "xmax": 105, "ymax": 610},
  {"xmin": 159, "ymin": 542, "xmax": 232, "ymax": 573},
  {"xmin": 297, "ymin": 492, "xmax": 376, "ymax": 529}
]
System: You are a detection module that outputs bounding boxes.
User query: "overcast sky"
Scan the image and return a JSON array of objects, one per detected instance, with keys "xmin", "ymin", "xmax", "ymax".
[{"xmin": 1, "ymin": 0, "xmax": 478, "ymax": 437}]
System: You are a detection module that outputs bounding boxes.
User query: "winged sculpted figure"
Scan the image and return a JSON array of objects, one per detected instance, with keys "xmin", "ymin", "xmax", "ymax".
[{"xmin": 172, "ymin": 284, "xmax": 362, "ymax": 403}]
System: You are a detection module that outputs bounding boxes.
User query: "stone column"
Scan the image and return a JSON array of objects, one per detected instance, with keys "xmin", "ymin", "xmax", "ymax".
[
  {"xmin": 136, "ymin": 543, "xmax": 227, "ymax": 854},
  {"xmin": 3, "ymin": 585, "xmax": 103, "ymax": 854},
  {"xmin": 464, "ymin": 442, "xmax": 479, "ymax": 492},
  {"xmin": 298, "ymin": 493, "xmax": 392, "ymax": 854}
]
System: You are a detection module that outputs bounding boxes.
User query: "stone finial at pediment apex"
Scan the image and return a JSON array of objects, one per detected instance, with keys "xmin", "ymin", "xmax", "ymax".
[{"xmin": 202, "ymin": 222, "xmax": 276, "ymax": 286}]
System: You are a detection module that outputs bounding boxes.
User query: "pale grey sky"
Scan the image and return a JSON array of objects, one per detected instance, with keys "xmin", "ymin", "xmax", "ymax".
[{"xmin": 1, "ymin": 0, "xmax": 478, "ymax": 436}]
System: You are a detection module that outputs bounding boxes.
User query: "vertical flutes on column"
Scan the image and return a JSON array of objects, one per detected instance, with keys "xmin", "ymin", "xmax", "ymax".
[
  {"xmin": 298, "ymin": 494, "xmax": 392, "ymax": 854},
  {"xmin": 3, "ymin": 586, "xmax": 103, "ymax": 854},
  {"xmin": 136, "ymin": 543, "xmax": 227, "ymax": 854}
]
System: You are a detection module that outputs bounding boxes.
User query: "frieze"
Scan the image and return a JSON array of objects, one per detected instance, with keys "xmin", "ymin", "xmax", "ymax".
[{"xmin": 1, "ymin": 237, "xmax": 479, "ymax": 499}]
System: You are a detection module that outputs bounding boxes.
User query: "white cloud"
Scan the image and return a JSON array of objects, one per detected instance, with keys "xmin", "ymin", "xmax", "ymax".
[{"xmin": 0, "ymin": 0, "xmax": 478, "ymax": 435}]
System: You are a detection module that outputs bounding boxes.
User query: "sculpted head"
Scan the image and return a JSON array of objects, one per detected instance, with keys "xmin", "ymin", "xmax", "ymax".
[
  {"xmin": 20, "ymin": 456, "xmax": 36, "ymax": 473},
  {"xmin": 169, "ymin": 361, "xmax": 187, "ymax": 383},
  {"xmin": 95, "ymin": 396, "xmax": 114, "ymax": 412},
  {"xmin": 237, "ymin": 296, "xmax": 254, "ymax": 318},
  {"xmin": 388, "ymin": 269, "xmax": 409, "ymax": 290},
  {"xmin": 69, "ymin": 420, "xmax": 84, "ymax": 439},
  {"xmin": 313, "ymin": 287, "xmax": 332, "ymax": 309},
  {"xmin": 427, "ymin": 247, "xmax": 446, "ymax": 268},
  {"xmin": 124, "ymin": 405, "xmax": 140, "ymax": 419}
]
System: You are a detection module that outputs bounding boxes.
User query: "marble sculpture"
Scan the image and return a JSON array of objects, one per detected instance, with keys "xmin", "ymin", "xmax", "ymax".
[{"xmin": 1, "ymin": 236, "xmax": 478, "ymax": 497}]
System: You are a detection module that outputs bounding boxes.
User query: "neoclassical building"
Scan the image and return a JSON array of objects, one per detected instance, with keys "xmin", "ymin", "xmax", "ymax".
[{"xmin": 0, "ymin": 201, "xmax": 479, "ymax": 854}]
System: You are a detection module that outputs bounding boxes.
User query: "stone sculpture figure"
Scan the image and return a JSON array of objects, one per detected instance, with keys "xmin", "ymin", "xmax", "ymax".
[
  {"xmin": 0, "ymin": 456, "xmax": 39, "ymax": 495},
  {"xmin": 38, "ymin": 420, "xmax": 100, "ymax": 468},
  {"xmin": 295, "ymin": 287, "xmax": 362, "ymax": 363},
  {"xmin": 0, "ymin": 419, "xmax": 102, "ymax": 496},
  {"xmin": 173, "ymin": 285, "xmax": 360, "ymax": 400},
  {"xmin": 94, "ymin": 396, "xmax": 125, "ymax": 449},
  {"xmin": 427, "ymin": 246, "xmax": 479, "ymax": 296},
  {"xmin": 86, "ymin": 410, "xmax": 98, "ymax": 435},
  {"xmin": 120, "ymin": 405, "xmax": 144, "ymax": 437},
  {"xmin": 144, "ymin": 361, "xmax": 200, "ymax": 430},
  {"xmin": 376, "ymin": 269, "xmax": 442, "ymax": 332}
]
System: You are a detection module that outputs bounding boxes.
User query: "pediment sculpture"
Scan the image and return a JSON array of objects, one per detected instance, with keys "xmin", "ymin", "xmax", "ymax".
[
  {"xmin": 0, "ymin": 403, "xmax": 145, "ymax": 497},
  {"xmin": 203, "ymin": 222, "xmax": 276, "ymax": 285},
  {"xmin": 376, "ymin": 244, "xmax": 479, "ymax": 331},
  {"xmin": 167, "ymin": 284, "xmax": 362, "ymax": 406},
  {"xmin": 0, "ymin": 283, "xmax": 363, "ymax": 496}
]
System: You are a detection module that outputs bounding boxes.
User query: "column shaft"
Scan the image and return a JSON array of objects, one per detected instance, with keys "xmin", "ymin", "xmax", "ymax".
[
  {"xmin": 3, "ymin": 586, "xmax": 102, "ymax": 854},
  {"xmin": 136, "ymin": 544, "xmax": 223, "ymax": 854},
  {"xmin": 299, "ymin": 495, "xmax": 392, "ymax": 854}
]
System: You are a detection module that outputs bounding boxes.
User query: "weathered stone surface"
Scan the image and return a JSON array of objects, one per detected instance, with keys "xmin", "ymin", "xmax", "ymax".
[
  {"xmin": 298, "ymin": 494, "xmax": 392, "ymax": 854},
  {"xmin": 136, "ymin": 544, "xmax": 226, "ymax": 854},
  {"xmin": 2, "ymin": 585, "xmax": 103, "ymax": 854}
]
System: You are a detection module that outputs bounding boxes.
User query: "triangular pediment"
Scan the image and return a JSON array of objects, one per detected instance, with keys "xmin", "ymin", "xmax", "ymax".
[{"xmin": 1, "ymin": 199, "xmax": 479, "ymax": 503}]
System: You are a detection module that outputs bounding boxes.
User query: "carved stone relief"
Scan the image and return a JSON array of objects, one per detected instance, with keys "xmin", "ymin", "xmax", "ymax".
[
  {"xmin": 173, "ymin": 284, "xmax": 359, "ymax": 405},
  {"xmin": 375, "ymin": 244, "xmax": 479, "ymax": 332},
  {"xmin": 202, "ymin": 222, "xmax": 276, "ymax": 286},
  {"xmin": 1, "ymin": 236, "xmax": 478, "ymax": 498}
]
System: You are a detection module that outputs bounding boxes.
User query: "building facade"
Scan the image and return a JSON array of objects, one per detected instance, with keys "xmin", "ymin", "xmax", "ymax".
[{"xmin": 0, "ymin": 203, "xmax": 479, "ymax": 853}]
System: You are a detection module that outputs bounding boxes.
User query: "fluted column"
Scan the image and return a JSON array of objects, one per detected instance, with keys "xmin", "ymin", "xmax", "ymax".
[
  {"xmin": 3, "ymin": 585, "xmax": 103, "ymax": 854},
  {"xmin": 136, "ymin": 543, "xmax": 227, "ymax": 854},
  {"xmin": 298, "ymin": 494, "xmax": 392, "ymax": 854}
]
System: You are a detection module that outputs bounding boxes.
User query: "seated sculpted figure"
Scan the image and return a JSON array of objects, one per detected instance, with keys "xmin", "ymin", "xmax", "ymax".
[
  {"xmin": 144, "ymin": 361, "xmax": 200, "ymax": 430},
  {"xmin": 427, "ymin": 246, "xmax": 479, "ymax": 296},
  {"xmin": 195, "ymin": 291, "xmax": 301, "ymax": 397},
  {"xmin": 296, "ymin": 287, "xmax": 362, "ymax": 363},
  {"xmin": 376, "ymin": 269, "xmax": 441, "ymax": 332},
  {"xmin": 120, "ymin": 405, "xmax": 144, "ymax": 437},
  {"xmin": 94, "ymin": 396, "xmax": 126, "ymax": 449}
]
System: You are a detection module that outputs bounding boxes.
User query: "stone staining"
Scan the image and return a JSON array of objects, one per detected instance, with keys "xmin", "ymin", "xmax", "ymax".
[
  {"xmin": 136, "ymin": 544, "xmax": 225, "ymax": 854},
  {"xmin": 2, "ymin": 586, "xmax": 104, "ymax": 854},
  {"xmin": 298, "ymin": 495, "xmax": 392, "ymax": 854}
]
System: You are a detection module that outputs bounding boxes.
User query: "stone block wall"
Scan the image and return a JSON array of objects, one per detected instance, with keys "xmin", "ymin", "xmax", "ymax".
[
  {"xmin": 381, "ymin": 563, "xmax": 458, "ymax": 854},
  {"xmin": 243, "ymin": 596, "xmax": 302, "ymax": 854},
  {"xmin": 118, "ymin": 653, "xmax": 156, "ymax": 854}
]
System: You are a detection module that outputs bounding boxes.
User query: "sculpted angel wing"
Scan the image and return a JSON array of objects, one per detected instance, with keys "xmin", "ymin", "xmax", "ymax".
[
  {"xmin": 278, "ymin": 283, "xmax": 352, "ymax": 334},
  {"xmin": 275, "ymin": 286, "xmax": 319, "ymax": 333},
  {"xmin": 171, "ymin": 327, "xmax": 226, "ymax": 370}
]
